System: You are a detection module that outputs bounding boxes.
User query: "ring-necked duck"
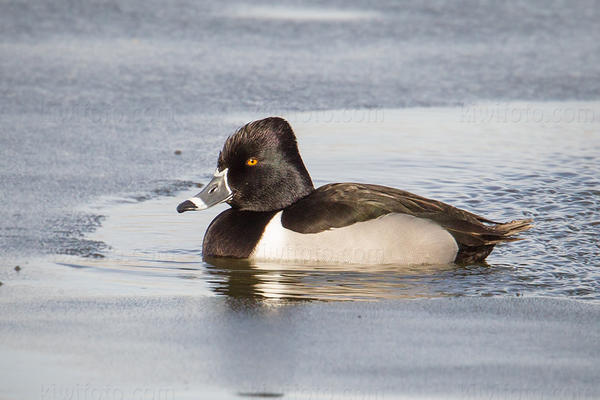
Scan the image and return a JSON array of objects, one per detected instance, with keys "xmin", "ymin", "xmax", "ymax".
[{"xmin": 177, "ymin": 117, "xmax": 532, "ymax": 265}]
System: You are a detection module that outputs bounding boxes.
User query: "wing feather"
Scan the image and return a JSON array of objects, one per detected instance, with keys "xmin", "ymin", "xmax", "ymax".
[{"xmin": 282, "ymin": 183, "xmax": 532, "ymax": 248}]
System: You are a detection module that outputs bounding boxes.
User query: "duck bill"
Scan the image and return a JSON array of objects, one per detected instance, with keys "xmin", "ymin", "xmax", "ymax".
[{"xmin": 177, "ymin": 168, "xmax": 232, "ymax": 213}]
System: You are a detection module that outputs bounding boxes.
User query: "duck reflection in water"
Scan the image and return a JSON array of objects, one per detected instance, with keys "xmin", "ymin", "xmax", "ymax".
[{"xmin": 202, "ymin": 256, "xmax": 480, "ymax": 301}]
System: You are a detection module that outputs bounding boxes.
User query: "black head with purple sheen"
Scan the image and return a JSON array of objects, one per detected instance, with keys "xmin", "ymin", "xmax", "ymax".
[{"xmin": 217, "ymin": 117, "xmax": 314, "ymax": 211}]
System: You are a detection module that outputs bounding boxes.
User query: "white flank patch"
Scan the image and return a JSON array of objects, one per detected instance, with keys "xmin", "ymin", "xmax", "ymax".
[{"xmin": 250, "ymin": 212, "xmax": 458, "ymax": 265}]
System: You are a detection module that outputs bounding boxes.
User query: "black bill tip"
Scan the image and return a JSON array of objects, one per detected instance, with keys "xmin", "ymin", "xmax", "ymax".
[{"xmin": 177, "ymin": 199, "xmax": 198, "ymax": 213}]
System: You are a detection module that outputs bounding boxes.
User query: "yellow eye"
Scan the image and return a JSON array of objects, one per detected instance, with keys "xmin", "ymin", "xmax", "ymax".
[{"xmin": 246, "ymin": 157, "xmax": 258, "ymax": 166}]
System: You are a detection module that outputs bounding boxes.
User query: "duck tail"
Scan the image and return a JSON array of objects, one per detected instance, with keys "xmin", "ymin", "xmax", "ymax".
[
  {"xmin": 454, "ymin": 218, "xmax": 533, "ymax": 264},
  {"xmin": 488, "ymin": 218, "xmax": 534, "ymax": 243}
]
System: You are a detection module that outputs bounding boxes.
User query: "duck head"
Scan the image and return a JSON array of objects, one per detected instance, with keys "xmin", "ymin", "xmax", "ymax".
[{"xmin": 177, "ymin": 117, "xmax": 314, "ymax": 213}]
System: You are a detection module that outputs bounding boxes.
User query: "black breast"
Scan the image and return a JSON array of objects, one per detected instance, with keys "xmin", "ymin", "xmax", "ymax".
[{"xmin": 202, "ymin": 209, "xmax": 277, "ymax": 258}]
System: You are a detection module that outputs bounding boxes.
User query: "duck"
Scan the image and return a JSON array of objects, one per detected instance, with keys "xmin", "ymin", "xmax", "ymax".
[{"xmin": 177, "ymin": 117, "xmax": 532, "ymax": 265}]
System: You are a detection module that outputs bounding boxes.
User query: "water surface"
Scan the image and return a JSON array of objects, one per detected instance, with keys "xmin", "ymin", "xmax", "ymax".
[
  {"xmin": 2, "ymin": 2, "xmax": 600, "ymax": 398},
  {"xmin": 49, "ymin": 104, "xmax": 600, "ymax": 301}
]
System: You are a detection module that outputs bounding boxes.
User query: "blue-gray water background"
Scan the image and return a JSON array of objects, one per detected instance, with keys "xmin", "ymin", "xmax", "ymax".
[
  {"xmin": 1, "ymin": 2, "xmax": 600, "ymax": 399},
  {"xmin": 2, "ymin": 0, "xmax": 599, "ymax": 257}
]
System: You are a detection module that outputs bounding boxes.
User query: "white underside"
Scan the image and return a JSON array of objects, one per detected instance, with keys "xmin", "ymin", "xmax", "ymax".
[{"xmin": 250, "ymin": 211, "xmax": 459, "ymax": 265}]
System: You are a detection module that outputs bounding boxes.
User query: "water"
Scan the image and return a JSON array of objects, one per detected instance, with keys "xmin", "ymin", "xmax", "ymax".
[
  {"xmin": 2, "ymin": 0, "xmax": 600, "ymax": 258},
  {"xmin": 2, "ymin": 1, "xmax": 600, "ymax": 399},
  {"xmin": 34, "ymin": 105, "xmax": 597, "ymax": 301}
]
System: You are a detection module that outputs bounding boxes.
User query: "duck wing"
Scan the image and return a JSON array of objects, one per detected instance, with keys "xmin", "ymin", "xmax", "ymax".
[{"xmin": 281, "ymin": 183, "xmax": 533, "ymax": 251}]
